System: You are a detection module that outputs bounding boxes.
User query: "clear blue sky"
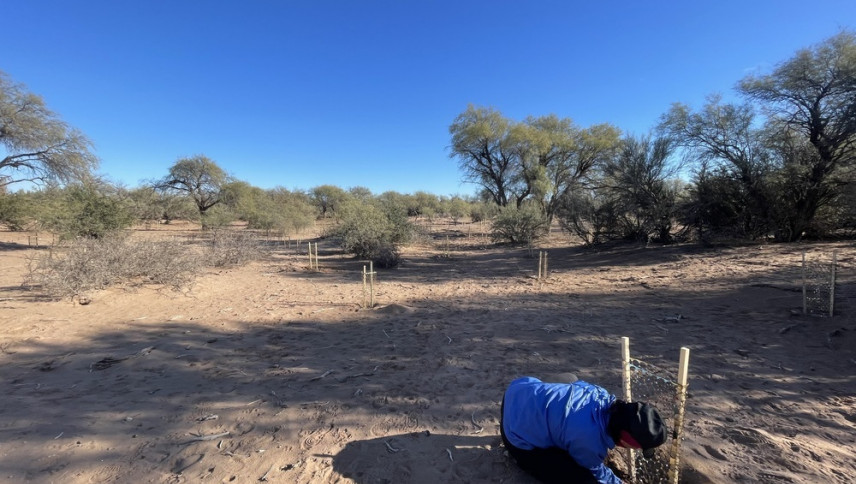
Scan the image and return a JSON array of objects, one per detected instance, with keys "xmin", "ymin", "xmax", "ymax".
[{"xmin": 4, "ymin": 1, "xmax": 853, "ymax": 196}]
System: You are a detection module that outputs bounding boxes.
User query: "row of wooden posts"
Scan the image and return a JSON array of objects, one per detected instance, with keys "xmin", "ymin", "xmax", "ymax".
[
  {"xmin": 305, "ymin": 242, "xmax": 550, "ymax": 309},
  {"xmin": 304, "ymin": 242, "xmax": 377, "ymax": 308}
]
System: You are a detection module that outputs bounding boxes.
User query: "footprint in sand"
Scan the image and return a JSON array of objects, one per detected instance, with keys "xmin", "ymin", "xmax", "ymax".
[
  {"xmin": 702, "ymin": 444, "xmax": 729, "ymax": 461},
  {"xmin": 725, "ymin": 427, "xmax": 770, "ymax": 447}
]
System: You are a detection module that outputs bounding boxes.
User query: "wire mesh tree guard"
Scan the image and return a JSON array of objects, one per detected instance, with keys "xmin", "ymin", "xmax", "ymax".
[
  {"xmin": 802, "ymin": 251, "xmax": 837, "ymax": 317},
  {"xmin": 620, "ymin": 337, "xmax": 690, "ymax": 484}
]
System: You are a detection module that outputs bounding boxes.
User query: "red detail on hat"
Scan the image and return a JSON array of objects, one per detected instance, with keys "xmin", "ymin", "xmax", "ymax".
[{"xmin": 619, "ymin": 430, "xmax": 642, "ymax": 449}]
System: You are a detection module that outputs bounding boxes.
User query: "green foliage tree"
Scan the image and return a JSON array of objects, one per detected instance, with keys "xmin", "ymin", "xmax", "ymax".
[
  {"xmin": 512, "ymin": 115, "xmax": 621, "ymax": 223},
  {"xmin": 157, "ymin": 155, "xmax": 229, "ymax": 224},
  {"xmin": 660, "ymin": 97, "xmax": 774, "ymax": 239},
  {"xmin": 412, "ymin": 191, "xmax": 441, "ymax": 219},
  {"xmin": 126, "ymin": 186, "xmax": 165, "ymax": 223},
  {"xmin": 348, "ymin": 186, "xmax": 373, "ymax": 201},
  {"xmin": 198, "ymin": 204, "xmax": 236, "ymax": 230},
  {"xmin": 0, "ymin": 71, "xmax": 98, "ymax": 188},
  {"xmin": 219, "ymin": 181, "xmax": 316, "ymax": 235},
  {"xmin": 739, "ymin": 31, "xmax": 856, "ymax": 240},
  {"xmin": 468, "ymin": 200, "xmax": 498, "ymax": 223},
  {"xmin": 269, "ymin": 187, "xmax": 318, "ymax": 234},
  {"xmin": 449, "ymin": 105, "xmax": 519, "ymax": 207},
  {"xmin": 602, "ymin": 136, "xmax": 682, "ymax": 242},
  {"xmin": 377, "ymin": 191, "xmax": 409, "ymax": 216},
  {"xmin": 556, "ymin": 188, "xmax": 621, "ymax": 245},
  {"xmin": 331, "ymin": 198, "xmax": 413, "ymax": 267},
  {"xmin": 36, "ymin": 183, "xmax": 134, "ymax": 239},
  {"xmin": 221, "ymin": 180, "xmax": 260, "ymax": 221},
  {"xmin": 490, "ymin": 202, "xmax": 549, "ymax": 244},
  {"xmin": 0, "ymin": 191, "xmax": 32, "ymax": 230},
  {"xmin": 311, "ymin": 184, "xmax": 349, "ymax": 218},
  {"xmin": 451, "ymin": 106, "xmax": 621, "ymax": 225},
  {"xmin": 444, "ymin": 196, "xmax": 471, "ymax": 224}
]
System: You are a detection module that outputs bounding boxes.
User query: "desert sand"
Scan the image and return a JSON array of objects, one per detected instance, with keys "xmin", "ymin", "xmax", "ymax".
[{"xmin": 0, "ymin": 221, "xmax": 854, "ymax": 483}]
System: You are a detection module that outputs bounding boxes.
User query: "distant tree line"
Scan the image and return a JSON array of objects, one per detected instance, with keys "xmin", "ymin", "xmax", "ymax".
[
  {"xmin": 1, "ymin": 31, "xmax": 854, "ymax": 253},
  {"xmin": 451, "ymin": 31, "xmax": 856, "ymax": 244}
]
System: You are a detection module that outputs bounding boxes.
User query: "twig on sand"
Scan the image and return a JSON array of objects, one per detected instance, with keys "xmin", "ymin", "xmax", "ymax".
[
  {"xmin": 89, "ymin": 346, "xmax": 156, "ymax": 372},
  {"xmin": 445, "ymin": 335, "xmax": 452, "ymax": 344},
  {"xmin": 134, "ymin": 346, "xmax": 155, "ymax": 357},
  {"xmin": 445, "ymin": 448, "xmax": 454, "ymax": 461},
  {"xmin": 259, "ymin": 464, "xmax": 275, "ymax": 481},
  {"xmin": 338, "ymin": 366, "xmax": 379, "ymax": 383},
  {"xmin": 384, "ymin": 440, "xmax": 402, "ymax": 453},
  {"xmin": 471, "ymin": 412, "xmax": 484, "ymax": 434},
  {"xmin": 310, "ymin": 370, "xmax": 334, "ymax": 381},
  {"xmin": 181, "ymin": 431, "xmax": 230, "ymax": 444}
]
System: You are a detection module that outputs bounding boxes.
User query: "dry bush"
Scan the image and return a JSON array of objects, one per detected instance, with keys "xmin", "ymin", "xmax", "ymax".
[
  {"xmin": 25, "ymin": 228, "xmax": 268, "ymax": 299},
  {"xmin": 26, "ymin": 235, "xmax": 201, "ymax": 298},
  {"xmin": 206, "ymin": 230, "xmax": 266, "ymax": 267}
]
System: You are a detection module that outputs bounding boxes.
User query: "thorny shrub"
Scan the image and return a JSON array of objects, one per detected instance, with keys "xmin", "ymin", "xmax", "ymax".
[
  {"xmin": 206, "ymin": 230, "xmax": 265, "ymax": 267},
  {"xmin": 26, "ymin": 230, "xmax": 267, "ymax": 299},
  {"xmin": 25, "ymin": 234, "xmax": 201, "ymax": 298}
]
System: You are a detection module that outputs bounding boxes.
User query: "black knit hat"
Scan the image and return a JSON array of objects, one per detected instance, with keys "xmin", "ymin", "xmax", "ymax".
[{"xmin": 611, "ymin": 401, "xmax": 667, "ymax": 458}]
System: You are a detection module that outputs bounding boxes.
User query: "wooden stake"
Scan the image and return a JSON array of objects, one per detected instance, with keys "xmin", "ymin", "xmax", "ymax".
[
  {"xmin": 544, "ymin": 251, "xmax": 548, "ymax": 279},
  {"xmin": 370, "ymin": 261, "xmax": 375, "ymax": 308},
  {"xmin": 668, "ymin": 347, "xmax": 691, "ymax": 484},
  {"xmin": 362, "ymin": 265, "xmax": 367, "ymax": 309},
  {"xmin": 537, "ymin": 251, "xmax": 549, "ymax": 281},
  {"xmin": 830, "ymin": 251, "xmax": 837, "ymax": 318},
  {"xmin": 802, "ymin": 251, "xmax": 807, "ymax": 315},
  {"xmin": 621, "ymin": 336, "xmax": 635, "ymax": 481}
]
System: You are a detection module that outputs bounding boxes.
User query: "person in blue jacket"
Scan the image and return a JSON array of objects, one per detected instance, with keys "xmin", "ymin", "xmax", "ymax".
[{"xmin": 501, "ymin": 376, "xmax": 667, "ymax": 484}]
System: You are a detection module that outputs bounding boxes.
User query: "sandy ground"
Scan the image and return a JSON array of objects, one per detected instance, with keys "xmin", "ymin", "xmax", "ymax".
[{"xmin": 0, "ymin": 221, "xmax": 854, "ymax": 484}]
